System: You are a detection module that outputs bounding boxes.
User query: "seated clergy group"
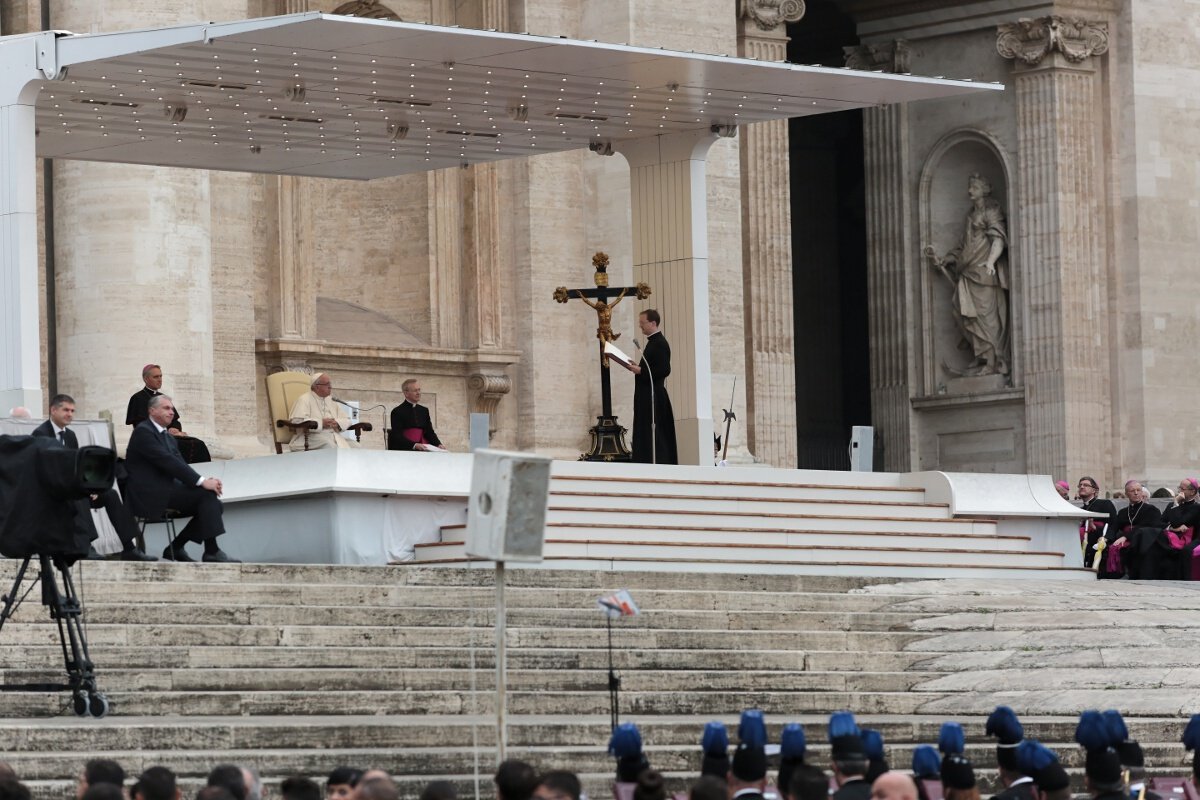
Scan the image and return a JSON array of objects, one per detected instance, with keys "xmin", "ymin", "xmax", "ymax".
[
  {"xmin": 11, "ymin": 366, "xmax": 446, "ymax": 564},
  {"xmin": 1059, "ymin": 476, "xmax": 1200, "ymax": 581}
]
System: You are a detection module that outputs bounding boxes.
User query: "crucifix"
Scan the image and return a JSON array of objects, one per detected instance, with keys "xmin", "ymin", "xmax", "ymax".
[{"xmin": 554, "ymin": 252, "xmax": 651, "ymax": 461}]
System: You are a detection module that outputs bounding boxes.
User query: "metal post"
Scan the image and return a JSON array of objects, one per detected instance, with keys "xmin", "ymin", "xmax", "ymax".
[{"xmin": 495, "ymin": 559, "xmax": 507, "ymax": 762}]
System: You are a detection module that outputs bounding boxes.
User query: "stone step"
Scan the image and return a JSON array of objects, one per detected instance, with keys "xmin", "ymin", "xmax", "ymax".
[
  {"xmin": 0, "ymin": 603, "xmax": 934, "ymax": 631},
  {"xmin": 0, "ymin": 688, "xmax": 942, "ymax": 717},
  {"xmin": 416, "ymin": 540, "xmax": 1070, "ymax": 567},
  {"xmin": 0, "ymin": 622, "xmax": 929, "ymax": 651},
  {"xmin": 414, "ymin": 557, "xmax": 1094, "ymax": 579},
  {"xmin": 547, "ymin": 476, "xmax": 930, "ymax": 503},
  {"xmin": 13, "ymin": 640, "xmax": 1200, "ymax": 674},
  {"xmin": 543, "ymin": 507, "xmax": 993, "ymax": 533},
  {"xmin": 2, "ymin": 714, "xmax": 1195, "ymax": 753},
  {"xmin": 439, "ymin": 524, "xmax": 1031, "ymax": 551},
  {"xmin": 545, "ymin": 491, "xmax": 954, "ymax": 519},
  {"xmin": 0, "ymin": 561, "xmax": 897, "ymax": 592},
  {"xmin": 0, "ymin": 645, "xmax": 820, "ymax": 672},
  {"xmin": 0, "ymin": 667, "xmax": 940, "ymax": 694}
]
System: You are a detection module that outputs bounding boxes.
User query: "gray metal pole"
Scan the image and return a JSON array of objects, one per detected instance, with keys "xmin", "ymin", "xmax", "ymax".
[{"xmin": 495, "ymin": 560, "xmax": 507, "ymax": 762}]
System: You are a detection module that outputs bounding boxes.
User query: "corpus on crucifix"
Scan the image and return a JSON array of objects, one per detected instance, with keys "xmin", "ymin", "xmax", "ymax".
[{"xmin": 553, "ymin": 252, "xmax": 651, "ymax": 461}]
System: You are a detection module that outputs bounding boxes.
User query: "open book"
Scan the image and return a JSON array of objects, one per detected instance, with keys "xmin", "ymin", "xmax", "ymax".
[{"xmin": 603, "ymin": 341, "xmax": 636, "ymax": 369}]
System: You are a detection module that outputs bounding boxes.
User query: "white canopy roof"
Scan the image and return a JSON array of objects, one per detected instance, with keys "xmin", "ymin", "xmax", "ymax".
[{"xmin": 25, "ymin": 12, "xmax": 999, "ymax": 180}]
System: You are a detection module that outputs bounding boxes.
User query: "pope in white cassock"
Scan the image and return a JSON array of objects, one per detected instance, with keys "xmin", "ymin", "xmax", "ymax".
[{"xmin": 288, "ymin": 373, "xmax": 356, "ymax": 451}]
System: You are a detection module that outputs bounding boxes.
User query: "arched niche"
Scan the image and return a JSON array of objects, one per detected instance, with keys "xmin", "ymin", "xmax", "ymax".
[{"xmin": 918, "ymin": 130, "xmax": 1017, "ymax": 396}]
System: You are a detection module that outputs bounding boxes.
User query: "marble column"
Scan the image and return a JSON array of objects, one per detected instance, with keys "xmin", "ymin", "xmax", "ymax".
[
  {"xmin": 0, "ymin": 40, "xmax": 43, "ymax": 414},
  {"xmin": 49, "ymin": 2, "xmax": 253, "ymax": 446},
  {"xmin": 998, "ymin": 16, "xmax": 1111, "ymax": 480},
  {"xmin": 619, "ymin": 131, "xmax": 719, "ymax": 466},
  {"xmin": 847, "ymin": 41, "xmax": 914, "ymax": 472},
  {"xmin": 737, "ymin": 1, "xmax": 801, "ymax": 468}
]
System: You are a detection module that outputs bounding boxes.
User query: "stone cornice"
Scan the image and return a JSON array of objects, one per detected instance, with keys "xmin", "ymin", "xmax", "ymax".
[
  {"xmin": 739, "ymin": 0, "xmax": 806, "ymax": 31},
  {"xmin": 996, "ymin": 15, "xmax": 1109, "ymax": 65},
  {"xmin": 256, "ymin": 338, "xmax": 521, "ymax": 374}
]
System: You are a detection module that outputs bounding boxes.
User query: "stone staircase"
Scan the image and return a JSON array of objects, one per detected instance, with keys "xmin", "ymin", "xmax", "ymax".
[
  {"xmin": 0, "ymin": 562, "xmax": 1196, "ymax": 799},
  {"xmin": 414, "ymin": 466, "xmax": 1088, "ymax": 578}
]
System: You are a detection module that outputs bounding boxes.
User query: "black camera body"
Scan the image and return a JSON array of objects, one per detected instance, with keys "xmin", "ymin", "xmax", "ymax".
[{"xmin": 0, "ymin": 435, "xmax": 116, "ymax": 559}]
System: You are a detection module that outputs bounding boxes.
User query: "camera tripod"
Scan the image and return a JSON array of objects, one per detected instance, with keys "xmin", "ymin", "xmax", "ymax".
[{"xmin": 0, "ymin": 554, "xmax": 109, "ymax": 718}]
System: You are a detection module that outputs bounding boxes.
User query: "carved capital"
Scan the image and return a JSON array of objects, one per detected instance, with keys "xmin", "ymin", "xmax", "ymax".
[
  {"xmin": 331, "ymin": 0, "xmax": 402, "ymax": 20},
  {"xmin": 996, "ymin": 16, "xmax": 1108, "ymax": 66},
  {"xmin": 844, "ymin": 40, "xmax": 910, "ymax": 74},
  {"xmin": 467, "ymin": 373, "xmax": 512, "ymax": 433},
  {"xmin": 267, "ymin": 362, "xmax": 312, "ymax": 375},
  {"xmin": 740, "ymin": 0, "xmax": 805, "ymax": 31}
]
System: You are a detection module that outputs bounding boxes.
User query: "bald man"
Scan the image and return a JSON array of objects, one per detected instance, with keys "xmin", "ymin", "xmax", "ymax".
[
  {"xmin": 288, "ymin": 373, "xmax": 355, "ymax": 451},
  {"xmin": 870, "ymin": 773, "xmax": 918, "ymax": 800}
]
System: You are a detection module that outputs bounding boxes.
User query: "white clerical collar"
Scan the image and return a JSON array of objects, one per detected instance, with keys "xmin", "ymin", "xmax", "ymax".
[{"xmin": 1009, "ymin": 777, "xmax": 1034, "ymax": 787}]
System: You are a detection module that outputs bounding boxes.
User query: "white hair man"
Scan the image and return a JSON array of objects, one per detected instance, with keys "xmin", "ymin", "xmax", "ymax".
[{"xmin": 288, "ymin": 373, "xmax": 356, "ymax": 451}]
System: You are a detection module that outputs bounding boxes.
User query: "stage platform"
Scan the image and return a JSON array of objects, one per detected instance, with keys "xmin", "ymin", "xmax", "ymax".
[{"xmin": 187, "ymin": 451, "xmax": 1093, "ymax": 579}]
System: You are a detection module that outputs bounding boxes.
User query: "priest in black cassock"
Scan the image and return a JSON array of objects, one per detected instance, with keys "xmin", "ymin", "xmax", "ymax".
[
  {"xmin": 125, "ymin": 364, "xmax": 211, "ymax": 464},
  {"xmin": 623, "ymin": 309, "xmax": 677, "ymax": 465}
]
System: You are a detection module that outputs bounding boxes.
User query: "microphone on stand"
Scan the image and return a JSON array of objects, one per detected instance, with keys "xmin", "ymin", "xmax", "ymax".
[{"xmin": 633, "ymin": 339, "xmax": 641, "ymax": 351}]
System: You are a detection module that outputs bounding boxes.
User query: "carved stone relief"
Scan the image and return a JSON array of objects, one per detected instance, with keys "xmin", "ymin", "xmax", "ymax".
[
  {"xmin": 996, "ymin": 16, "xmax": 1108, "ymax": 66},
  {"xmin": 739, "ymin": 0, "xmax": 805, "ymax": 32},
  {"xmin": 467, "ymin": 372, "xmax": 512, "ymax": 434},
  {"xmin": 330, "ymin": 0, "xmax": 402, "ymax": 20},
  {"xmin": 844, "ymin": 40, "xmax": 910, "ymax": 73}
]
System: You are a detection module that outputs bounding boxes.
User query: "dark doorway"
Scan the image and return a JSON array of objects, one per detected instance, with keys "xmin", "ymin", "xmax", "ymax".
[{"xmin": 786, "ymin": 2, "xmax": 871, "ymax": 469}]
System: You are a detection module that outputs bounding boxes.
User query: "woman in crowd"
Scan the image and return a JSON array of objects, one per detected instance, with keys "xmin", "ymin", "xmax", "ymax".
[
  {"xmin": 1131, "ymin": 477, "xmax": 1200, "ymax": 580},
  {"xmin": 1100, "ymin": 481, "xmax": 1160, "ymax": 580}
]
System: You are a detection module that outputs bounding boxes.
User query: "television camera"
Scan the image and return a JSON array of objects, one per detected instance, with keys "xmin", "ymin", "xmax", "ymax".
[{"xmin": 0, "ymin": 434, "xmax": 116, "ymax": 717}]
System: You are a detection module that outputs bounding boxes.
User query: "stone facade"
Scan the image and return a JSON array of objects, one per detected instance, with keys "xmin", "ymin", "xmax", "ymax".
[
  {"xmin": 849, "ymin": 0, "xmax": 1200, "ymax": 490},
  {"xmin": 12, "ymin": 0, "xmax": 1200, "ymax": 485},
  {"xmin": 16, "ymin": 0, "xmax": 757, "ymax": 465}
]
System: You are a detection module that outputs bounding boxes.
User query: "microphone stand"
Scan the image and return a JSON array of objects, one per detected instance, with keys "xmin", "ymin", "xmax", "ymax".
[
  {"xmin": 634, "ymin": 340, "xmax": 656, "ymax": 464},
  {"xmin": 333, "ymin": 398, "xmax": 388, "ymax": 447}
]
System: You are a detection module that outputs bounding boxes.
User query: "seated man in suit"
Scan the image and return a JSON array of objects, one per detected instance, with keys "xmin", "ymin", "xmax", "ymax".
[
  {"xmin": 125, "ymin": 364, "xmax": 212, "ymax": 464},
  {"xmin": 388, "ymin": 379, "xmax": 445, "ymax": 452},
  {"xmin": 288, "ymin": 373, "xmax": 356, "ymax": 451},
  {"xmin": 33, "ymin": 394, "xmax": 157, "ymax": 561},
  {"xmin": 125, "ymin": 394, "xmax": 237, "ymax": 563}
]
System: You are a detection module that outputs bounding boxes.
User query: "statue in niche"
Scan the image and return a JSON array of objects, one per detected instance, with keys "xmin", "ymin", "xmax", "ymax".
[{"xmin": 924, "ymin": 174, "xmax": 1011, "ymax": 377}]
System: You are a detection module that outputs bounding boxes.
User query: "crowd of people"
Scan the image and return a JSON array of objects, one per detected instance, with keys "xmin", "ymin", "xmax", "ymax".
[
  {"xmin": 5, "ymin": 708, "xmax": 1197, "ymax": 800},
  {"xmin": 1057, "ymin": 477, "xmax": 1200, "ymax": 580},
  {"xmin": 606, "ymin": 707, "xmax": 1200, "ymax": 800}
]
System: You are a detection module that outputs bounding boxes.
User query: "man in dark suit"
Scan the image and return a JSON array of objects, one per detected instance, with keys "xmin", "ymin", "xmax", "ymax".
[
  {"xmin": 33, "ymin": 394, "xmax": 156, "ymax": 561},
  {"xmin": 388, "ymin": 379, "xmax": 445, "ymax": 451},
  {"xmin": 125, "ymin": 394, "xmax": 236, "ymax": 563},
  {"xmin": 125, "ymin": 364, "xmax": 211, "ymax": 464}
]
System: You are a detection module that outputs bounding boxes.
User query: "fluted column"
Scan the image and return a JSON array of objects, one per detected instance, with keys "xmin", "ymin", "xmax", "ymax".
[
  {"xmin": 848, "ymin": 41, "xmax": 913, "ymax": 472},
  {"xmin": 999, "ymin": 16, "xmax": 1110, "ymax": 479},
  {"xmin": 737, "ymin": 5, "xmax": 800, "ymax": 468},
  {"xmin": 863, "ymin": 104, "xmax": 914, "ymax": 472}
]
